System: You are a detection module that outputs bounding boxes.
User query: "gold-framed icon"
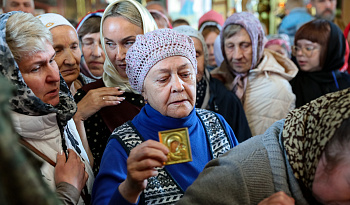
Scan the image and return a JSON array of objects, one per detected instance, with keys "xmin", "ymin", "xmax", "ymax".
[{"xmin": 158, "ymin": 127, "xmax": 192, "ymax": 165}]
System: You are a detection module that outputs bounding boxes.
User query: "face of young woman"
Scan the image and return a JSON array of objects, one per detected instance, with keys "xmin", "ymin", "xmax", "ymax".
[
  {"xmin": 294, "ymin": 39, "xmax": 322, "ymax": 72},
  {"xmin": 102, "ymin": 16, "xmax": 143, "ymax": 78}
]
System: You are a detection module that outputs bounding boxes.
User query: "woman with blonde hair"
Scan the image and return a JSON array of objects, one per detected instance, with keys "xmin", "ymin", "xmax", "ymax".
[{"xmin": 74, "ymin": 0, "xmax": 158, "ymax": 176}]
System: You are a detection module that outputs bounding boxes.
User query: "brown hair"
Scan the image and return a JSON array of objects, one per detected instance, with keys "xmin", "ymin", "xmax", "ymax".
[
  {"xmin": 202, "ymin": 25, "xmax": 220, "ymax": 40},
  {"xmin": 172, "ymin": 19, "xmax": 190, "ymax": 27},
  {"xmin": 294, "ymin": 19, "xmax": 330, "ymax": 68},
  {"xmin": 78, "ymin": 16, "xmax": 101, "ymax": 39}
]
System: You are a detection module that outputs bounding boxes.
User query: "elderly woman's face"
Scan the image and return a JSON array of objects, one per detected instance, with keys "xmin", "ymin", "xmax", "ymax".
[
  {"xmin": 50, "ymin": 25, "xmax": 81, "ymax": 87},
  {"xmin": 224, "ymin": 28, "xmax": 253, "ymax": 74},
  {"xmin": 143, "ymin": 56, "xmax": 196, "ymax": 118},
  {"xmin": 102, "ymin": 16, "xmax": 143, "ymax": 78},
  {"xmin": 18, "ymin": 41, "xmax": 61, "ymax": 106},
  {"xmin": 312, "ymin": 153, "xmax": 350, "ymax": 204}
]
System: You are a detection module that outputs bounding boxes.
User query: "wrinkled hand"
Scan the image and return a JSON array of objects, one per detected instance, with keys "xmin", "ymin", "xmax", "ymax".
[
  {"xmin": 258, "ymin": 191, "xmax": 295, "ymax": 205},
  {"xmin": 75, "ymin": 87, "xmax": 125, "ymax": 121},
  {"xmin": 54, "ymin": 149, "xmax": 89, "ymax": 192},
  {"xmin": 119, "ymin": 140, "xmax": 169, "ymax": 203}
]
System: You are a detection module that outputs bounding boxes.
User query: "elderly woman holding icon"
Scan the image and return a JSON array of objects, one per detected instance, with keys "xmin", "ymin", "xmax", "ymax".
[{"xmin": 92, "ymin": 29, "xmax": 239, "ymax": 205}]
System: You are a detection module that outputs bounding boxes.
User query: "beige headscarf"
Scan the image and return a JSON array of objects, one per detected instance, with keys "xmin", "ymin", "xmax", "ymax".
[
  {"xmin": 100, "ymin": 0, "xmax": 158, "ymax": 94},
  {"xmin": 282, "ymin": 87, "xmax": 350, "ymax": 190}
]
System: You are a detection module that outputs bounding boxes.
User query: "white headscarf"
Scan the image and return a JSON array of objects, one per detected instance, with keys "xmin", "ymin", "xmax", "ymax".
[
  {"xmin": 37, "ymin": 13, "xmax": 76, "ymax": 33},
  {"xmin": 100, "ymin": 0, "xmax": 158, "ymax": 94}
]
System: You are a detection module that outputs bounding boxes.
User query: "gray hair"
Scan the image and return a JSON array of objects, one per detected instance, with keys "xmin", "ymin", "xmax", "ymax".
[
  {"xmin": 103, "ymin": 1, "xmax": 143, "ymax": 29},
  {"xmin": 6, "ymin": 12, "xmax": 53, "ymax": 63},
  {"xmin": 223, "ymin": 24, "xmax": 243, "ymax": 41}
]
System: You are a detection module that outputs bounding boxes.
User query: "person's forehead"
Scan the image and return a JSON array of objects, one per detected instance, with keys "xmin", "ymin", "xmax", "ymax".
[
  {"xmin": 20, "ymin": 42, "xmax": 54, "ymax": 67},
  {"xmin": 226, "ymin": 28, "xmax": 251, "ymax": 43},
  {"xmin": 314, "ymin": 0, "xmax": 336, "ymax": 4},
  {"xmin": 146, "ymin": 4, "xmax": 166, "ymax": 13},
  {"xmin": 190, "ymin": 37, "xmax": 203, "ymax": 49},
  {"xmin": 149, "ymin": 57, "xmax": 193, "ymax": 75},
  {"xmin": 8, "ymin": 0, "xmax": 33, "ymax": 4},
  {"xmin": 296, "ymin": 39, "xmax": 315, "ymax": 45}
]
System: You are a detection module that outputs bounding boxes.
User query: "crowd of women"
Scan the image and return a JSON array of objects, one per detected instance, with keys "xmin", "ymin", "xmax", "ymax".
[{"xmin": 1, "ymin": 0, "xmax": 350, "ymax": 204}]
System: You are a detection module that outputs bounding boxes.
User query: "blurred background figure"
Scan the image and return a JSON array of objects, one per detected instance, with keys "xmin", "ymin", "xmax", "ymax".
[
  {"xmin": 265, "ymin": 34, "xmax": 292, "ymax": 58},
  {"xmin": 172, "ymin": 18, "xmax": 190, "ymax": 27},
  {"xmin": 213, "ymin": 35, "xmax": 224, "ymax": 67},
  {"xmin": 149, "ymin": 9, "xmax": 172, "ymax": 29},
  {"xmin": 290, "ymin": 19, "xmax": 350, "ymax": 108},
  {"xmin": 278, "ymin": 0, "xmax": 313, "ymax": 45},
  {"xmin": 198, "ymin": 10, "xmax": 225, "ymax": 71},
  {"xmin": 311, "ymin": 0, "xmax": 346, "ymax": 31},
  {"xmin": 146, "ymin": 0, "xmax": 172, "ymax": 24},
  {"xmin": 76, "ymin": 10, "xmax": 105, "ymax": 83},
  {"xmin": 2, "ymin": 0, "xmax": 34, "ymax": 15}
]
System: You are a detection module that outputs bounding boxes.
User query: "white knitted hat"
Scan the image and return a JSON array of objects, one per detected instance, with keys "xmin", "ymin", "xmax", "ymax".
[{"xmin": 126, "ymin": 29, "xmax": 197, "ymax": 93}]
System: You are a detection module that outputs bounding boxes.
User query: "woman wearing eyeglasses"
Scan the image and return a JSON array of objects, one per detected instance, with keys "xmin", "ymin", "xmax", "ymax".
[{"xmin": 290, "ymin": 19, "xmax": 350, "ymax": 108}]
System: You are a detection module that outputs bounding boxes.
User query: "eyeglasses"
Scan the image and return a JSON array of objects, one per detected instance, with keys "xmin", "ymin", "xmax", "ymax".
[
  {"xmin": 292, "ymin": 45, "xmax": 319, "ymax": 58},
  {"xmin": 81, "ymin": 39, "xmax": 102, "ymax": 50}
]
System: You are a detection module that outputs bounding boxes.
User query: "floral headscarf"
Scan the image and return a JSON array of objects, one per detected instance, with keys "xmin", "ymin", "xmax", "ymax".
[
  {"xmin": 0, "ymin": 12, "xmax": 77, "ymax": 128},
  {"xmin": 282, "ymin": 87, "xmax": 350, "ymax": 190}
]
